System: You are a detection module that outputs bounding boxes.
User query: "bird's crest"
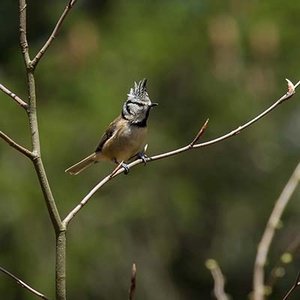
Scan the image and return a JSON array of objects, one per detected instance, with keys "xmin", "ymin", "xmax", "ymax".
[{"xmin": 127, "ymin": 78, "xmax": 148, "ymax": 100}]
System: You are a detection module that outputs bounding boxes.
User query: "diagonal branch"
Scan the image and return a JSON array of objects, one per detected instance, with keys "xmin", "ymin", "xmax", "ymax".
[
  {"xmin": 63, "ymin": 169, "xmax": 116, "ymax": 225},
  {"xmin": 0, "ymin": 130, "xmax": 33, "ymax": 159},
  {"xmin": 253, "ymin": 162, "xmax": 300, "ymax": 300},
  {"xmin": 148, "ymin": 79, "xmax": 299, "ymax": 162},
  {"xmin": 64, "ymin": 79, "xmax": 300, "ymax": 226},
  {"xmin": 0, "ymin": 266, "xmax": 51, "ymax": 300},
  {"xmin": 283, "ymin": 271, "xmax": 300, "ymax": 300},
  {"xmin": 0, "ymin": 83, "xmax": 29, "ymax": 110},
  {"xmin": 30, "ymin": 0, "xmax": 77, "ymax": 69}
]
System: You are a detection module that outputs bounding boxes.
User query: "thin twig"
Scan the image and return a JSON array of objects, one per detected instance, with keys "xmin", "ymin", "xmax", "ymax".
[
  {"xmin": 128, "ymin": 263, "xmax": 137, "ymax": 300},
  {"xmin": 206, "ymin": 259, "xmax": 229, "ymax": 300},
  {"xmin": 30, "ymin": 0, "xmax": 77, "ymax": 69},
  {"xmin": 191, "ymin": 79, "xmax": 298, "ymax": 149},
  {"xmin": 149, "ymin": 79, "xmax": 299, "ymax": 161},
  {"xmin": 63, "ymin": 79, "xmax": 300, "ymax": 226},
  {"xmin": 253, "ymin": 162, "xmax": 300, "ymax": 300},
  {"xmin": 282, "ymin": 271, "xmax": 300, "ymax": 300},
  {"xmin": 190, "ymin": 118, "xmax": 209, "ymax": 147},
  {"xmin": 0, "ymin": 83, "xmax": 28, "ymax": 110},
  {"xmin": 266, "ymin": 235, "xmax": 300, "ymax": 290},
  {"xmin": 0, "ymin": 266, "xmax": 51, "ymax": 300},
  {"xmin": 0, "ymin": 130, "xmax": 33, "ymax": 158}
]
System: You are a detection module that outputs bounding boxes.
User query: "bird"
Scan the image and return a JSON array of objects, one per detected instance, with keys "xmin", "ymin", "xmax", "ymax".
[{"xmin": 65, "ymin": 78, "xmax": 158, "ymax": 175}]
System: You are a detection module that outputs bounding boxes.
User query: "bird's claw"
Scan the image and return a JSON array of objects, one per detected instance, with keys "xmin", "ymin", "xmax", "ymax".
[
  {"xmin": 121, "ymin": 162, "xmax": 130, "ymax": 175},
  {"xmin": 137, "ymin": 152, "xmax": 148, "ymax": 166}
]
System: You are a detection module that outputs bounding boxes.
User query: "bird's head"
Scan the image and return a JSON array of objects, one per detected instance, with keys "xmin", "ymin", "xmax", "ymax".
[{"xmin": 122, "ymin": 78, "xmax": 158, "ymax": 126}]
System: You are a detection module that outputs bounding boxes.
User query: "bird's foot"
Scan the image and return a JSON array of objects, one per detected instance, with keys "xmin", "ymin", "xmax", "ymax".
[
  {"xmin": 121, "ymin": 162, "xmax": 130, "ymax": 174},
  {"xmin": 137, "ymin": 152, "xmax": 148, "ymax": 166}
]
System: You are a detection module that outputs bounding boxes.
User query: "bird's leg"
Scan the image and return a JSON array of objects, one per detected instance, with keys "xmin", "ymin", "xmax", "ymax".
[
  {"xmin": 110, "ymin": 160, "xmax": 130, "ymax": 176},
  {"xmin": 129, "ymin": 152, "xmax": 147, "ymax": 165}
]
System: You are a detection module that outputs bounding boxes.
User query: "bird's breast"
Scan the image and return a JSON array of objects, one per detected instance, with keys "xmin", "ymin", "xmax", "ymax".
[{"xmin": 100, "ymin": 123, "xmax": 147, "ymax": 162}]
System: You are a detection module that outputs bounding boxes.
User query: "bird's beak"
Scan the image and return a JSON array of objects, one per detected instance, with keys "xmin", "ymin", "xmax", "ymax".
[{"xmin": 150, "ymin": 102, "xmax": 158, "ymax": 108}]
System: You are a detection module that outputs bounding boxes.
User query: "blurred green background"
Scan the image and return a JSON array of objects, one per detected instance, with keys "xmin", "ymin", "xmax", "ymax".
[{"xmin": 0, "ymin": 0, "xmax": 300, "ymax": 299}]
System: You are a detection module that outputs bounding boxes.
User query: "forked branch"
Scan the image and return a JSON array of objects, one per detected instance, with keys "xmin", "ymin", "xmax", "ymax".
[
  {"xmin": 19, "ymin": 0, "xmax": 63, "ymax": 233},
  {"xmin": 30, "ymin": 0, "xmax": 77, "ymax": 69},
  {"xmin": 18, "ymin": 1, "xmax": 67, "ymax": 299}
]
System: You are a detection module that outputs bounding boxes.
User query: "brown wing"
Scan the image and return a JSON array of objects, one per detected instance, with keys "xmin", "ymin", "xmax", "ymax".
[{"xmin": 94, "ymin": 116, "xmax": 121, "ymax": 152}]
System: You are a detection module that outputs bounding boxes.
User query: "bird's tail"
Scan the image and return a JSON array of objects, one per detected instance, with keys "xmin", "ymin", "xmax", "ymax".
[{"xmin": 65, "ymin": 153, "xmax": 96, "ymax": 175}]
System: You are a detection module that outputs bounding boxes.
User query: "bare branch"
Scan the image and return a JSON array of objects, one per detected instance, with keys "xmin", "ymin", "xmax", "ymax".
[
  {"xmin": 205, "ymin": 259, "xmax": 229, "ymax": 300},
  {"xmin": 253, "ymin": 162, "xmax": 300, "ymax": 300},
  {"xmin": 64, "ymin": 79, "xmax": 300, "ymax": 226},
  {"xmin": 0, "ymin": 266, "xmax": 51, "ymax": 300},
  {"xmin": 128, "ymin": 263, "xmax": 137, "ymax": 300},
  {"xmin": 189, "ymin": 118, "xmax": 209, "ymax": 147},
  {"xmin": 30, "ymin": 0, "xmax": 77, "ymax": 69},
  {"xmin": 151, "ymin": 79, "xmax": 300, "ymax": 161},
  {"xmin": 19, "ymin": 0, "xmax": 63, "ymax": 233},
  {"xmin": 283, "ymin": 271, "xmax": 300, "ymax": 300},
  {"xmin": 191, "ymin": 79, "xmax": 299, "ymax": 150},
  {"xmin": 0, "ymin": 130, "xmax": 33, "ymax": 159},
  {"xmin": 19, "ymin": 0, "xmax": 31, "ymax": 67},
  {"xmin": 16, "ymin": 1, "xmax": 75, "ymax": 299},
  {"xmin": 0, "ymin": 83, "xmax": 28, "ymax": 110},
  {"xmin": 19, "ymin": 1, "xmax": 65, "ymax": 296},
  {"xmin": 266, "ymin": 235, "xmax": 300, "ymax": 290},
  {"xmin": 63, "ymin": 169, "xmax": 116, "ymax": 225}
]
